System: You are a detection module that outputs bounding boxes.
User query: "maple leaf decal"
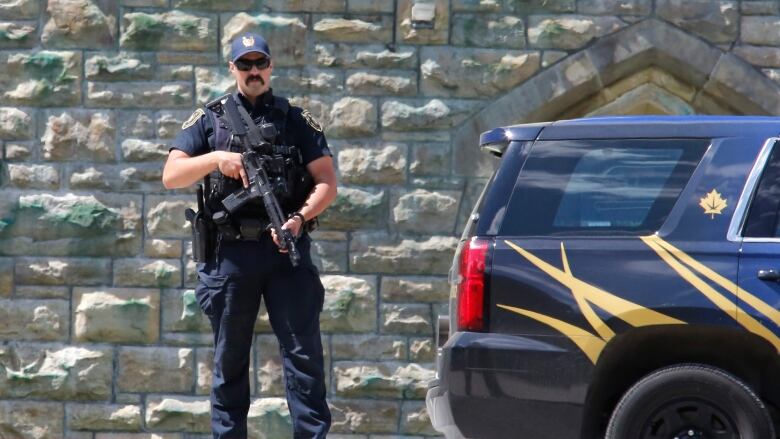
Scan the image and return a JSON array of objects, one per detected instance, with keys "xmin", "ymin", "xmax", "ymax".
[{"xmin": 699, "ymin": 189, "xmax": 728, "ymax": 219}]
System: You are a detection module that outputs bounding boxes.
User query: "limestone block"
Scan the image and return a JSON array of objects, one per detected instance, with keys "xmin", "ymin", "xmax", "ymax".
[
  {"xmin": 318, "ymin": 186, "xmax": 386, "ymax": 230},
  {"xmin": 381, "ymin": 99, "xmax": 475, "ymax": 131},
  {"xmin": 74, "ymin": 287, "xmax": 161, "ymax": 343},
  {"xmin": 41, "ymin": 110, "xmax": 116, "ymax": 161},
  {"xmin": 421, "ymin": 47, "xmax": 539, "ymax": 98},
  {"xmin": 410, "ymin": 142, "xmax": 449, "ymax": 176},
  {"xmin": 15, "ymin": 286, "xmax": 69, "ymax": 299},
  {"xmin": 392, "ymin": 189, "xmax": 460, "ymax": 234},
  {"xmin": 157, "ymin": 110, "xmax": 193, "ymax": 139},
  {"xmin": 349, "ymin": 232, "xmax": 458, "ymax": 274},
  {"xmin": 0, "ymin": 51, "xmax": 82, "ymax": 106},
  {"xmin": 162, "ymin": 288, "xmax": 210, "ymax": 333},
  {"xmin": 397, "ymin": 0, "xmax": 449, "ymax": 45},
  {"xmin": 0, "ymin": 401, "xmax": 63, "ymax": 438},
  {"xmin": 95, "ymin": 434, "xmax": 184, "ymax": 439},
  {"xmin": 6, "ymin": 164, "xmax": 59, "ymax": 189},
  {"xmin": 87, "ymin": 81, "xmax": 192, "ymax": 108},
  {"xmin": 5, "ymin": 142, "xmax": 33, "ymax": 160},
  {"xmin": 222, "ymin": 13, "xmax": 307, "ymax": 67},
  {"xmin": 741, "ymin": 1, "xmax": 780, "ymax": 15},
  {"xmin": 311, "ymin": 240, "xmax": 348, "ymax": 273},
  {"xmin": 15, "ymin": 257, "xmax": 111, "ymax": 285},
  {"xmin": 320, "ymin": 275, "xmax": 378, "ymax": 333},
  {"xmin": 543, "ymin": 50, "xmax": 567, "ymax": 67},
  {"xmin": 338, "ymin": 144, "xmax": 407, "ymax": 185},
  {"xmin": 512, "ymin": 0, "xmax": 575, "ymax": 12},
  {"xmin": 121, "ymin": 10, "xmax": 216, "ymax": 51},
  {"xmin": 85, "ymin": 53, "xmax": 154, "ymax": 80},
  {"xmin": 328, "ymin": 97, "xmax": 377, "ymax": 138},
  {"xmin": 381, "ymin": 276, "xmax": 449, "ymax": 302},
  {"xmin": 0, "ymin": 0, "xmax": 40, "ymax": 19},
  {"xmin": 336, "ymin": 361, "xmax": 413, "ymax": 398},
  {"xmin": 742, "ymin": 16, "xmax": 780, "ymax": 46},
  {"xmin": 401, "ymin": 401, "xmax": 437, "ymax": 435},
  {"xmin": 345, "ymin": 70, "xmax": 416, "ymax": 96},
  {"xmin": 314, "ymin": 44, "xmax": 417, "ymax": 69},
  {"xmin": 68, "ymin": 404, "xmax": 143, "ymax": 431},
  {"xmin": 114, "ymin": 259, "xmax": 181, "ymax": 288},
  {"xmin": 172, "ymin": 0, "xmax": 254, "ymax": 10},
  {"xmin": 158, "ymin": 51, "xmax": 217, "ymax": 65},
  {"xmin": 158, "ymin": 65, "xmax": 193, "ymax": 81},
  {"xmin": 272, "ymin": 68, "xmax": 344, "ymax": 95},
  {"xmin": 451, "ymin": 14, "xmax": 525, "ymax": 48},
  {"xmin": 122, "ymin": 139, "xmax": 168, "ymax": 162},
  {"xmin": 0, "ymin": 258, "xmax": 11, "ymax": 297},
  {"xmin": 195, "ymin": 348, "xmax": 212, "ymax": 395},
  {"xmin": 409, "ymin": 337, "xmax": 435, "ymax": 362},
  {"xmin": 381, "ymin": 303, "xmax": 433, "ymax": 335},
  {"xmin": 145, "ymin": 239, "xmax": 183, "ymax": 258},
  {"xmin": 348, "ymin": 0, "xmax": 393, "ymax": 13},
  {"xmin": 41, "ymin": 0, "xmax": 117, "ymax": 48},
  {"xmin": 0, "ymin": 299, "xmax": 69, "ymax": 341},
  {"xmin": 118, "ymin": 347, "xmax": 194, "ymax": 392},
  {"xmin": 528, "ymin": 15, "xmax": 625, "ymax": 50},
  {"xmin": 0, "ymin": 192, "xmax": 142, "ymax": 257},
  {"xmin": 657, "ymin": 0, "xmax": 738, "ymax": 44},
  {"xmin": 329, "ymin": 399, "xmax": 400, "ymax": 434},
  {"xmin": 247, "ymin": 398, "xmax": 294, "ymax": 438},
  {"xmin": 264, "ymin": 0, "xmax": 344, "ymax": 11},
  {"xmin": 734, "ymin": 45, "xmax": 780, "ymax": 68},
  {"xmin": 145, "ymin": 195, "xmax": 196, "ymax": 239},
  {"xmin": 703, "ymin": 53, "xmax": 780, "ymax": 115},
  {"xmin": 331, "ymin": 335, "xmax": 406, "ymax": 361},
  {"xmin": 0, "ymin": 108, "xmax": 33, "ymax": 140},
  {"xmin": 69, "ymin": 163, "xmax": 164, "ymax": 192},
  {"xmin": 145, "ymin": 396, "xmax": 211, "ymax": 432},
  {"xmin": 0, "ymin": 21, "xmax": 37, "ymax": 49},
  {"xmin": 119, "ymin": 111, "xmax": 155, "ymax": 138},
  {"xmin": 578, "ymin": 0, "xmax": 651, "ymax": 14},
  {"xmin": 0, "ymin": 344, "xmax": 112, "ymax": 400},
  {"xmin": 195, "ymin": 66, "xmax": 234, "ymax": 104},
  {"xmin": 313, "ymin": 17, "xmax": 392, "ymax": 44},
  {"xmin": 452, "ymin": 0, "xmax": 502, "ymax": 12}
]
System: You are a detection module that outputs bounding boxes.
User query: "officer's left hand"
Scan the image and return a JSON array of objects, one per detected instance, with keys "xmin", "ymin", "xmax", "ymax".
[{"xmin": 271, "ymin": 216, "xmax": 303, "ymax": 252}]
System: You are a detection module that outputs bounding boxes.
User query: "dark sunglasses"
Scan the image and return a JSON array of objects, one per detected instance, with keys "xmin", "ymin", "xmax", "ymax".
[{"xmin": 234, "ymin": 57, "xmax": 271, "ymax": 71}]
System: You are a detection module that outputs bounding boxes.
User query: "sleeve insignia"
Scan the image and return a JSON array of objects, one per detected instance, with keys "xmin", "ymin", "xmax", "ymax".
[
  {"xmin": 301, "ymin": 109, "xmax": 323, "ymax": 132},
  {"xmin": 182, "ymin": 108, "xmax": 205, "ymax": 130}
]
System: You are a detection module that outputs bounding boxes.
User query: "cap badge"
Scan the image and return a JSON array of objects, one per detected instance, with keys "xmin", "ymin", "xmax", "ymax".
[{"xmin": 242, "ymin": 35, "xmax": 255, "ymax": 47}]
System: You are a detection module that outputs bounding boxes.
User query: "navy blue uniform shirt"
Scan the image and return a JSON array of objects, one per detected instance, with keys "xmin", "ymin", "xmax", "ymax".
[{"xmin": 171, "ymin": 89, "xmax": 331, "ymax": 166}]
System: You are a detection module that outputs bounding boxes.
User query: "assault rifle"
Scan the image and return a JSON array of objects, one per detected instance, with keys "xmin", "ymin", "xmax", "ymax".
[{"xmin": 221, "ymin": 148, "xmax": 300, "ymax": 267}]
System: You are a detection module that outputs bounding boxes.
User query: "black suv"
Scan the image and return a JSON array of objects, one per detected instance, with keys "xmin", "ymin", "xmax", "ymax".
[{"xmin": 427, "ymin": 116, "xmax": 780, "ymax": 439}]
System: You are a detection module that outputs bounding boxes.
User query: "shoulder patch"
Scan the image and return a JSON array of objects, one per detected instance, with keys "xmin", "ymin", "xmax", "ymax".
[
  {"xmin": 301, "ymin": 109, "xmax": 323, "ymax": 132},
  {"xmin": 182, "ymin": 108, "xmax": 205, "ymax": 130}
]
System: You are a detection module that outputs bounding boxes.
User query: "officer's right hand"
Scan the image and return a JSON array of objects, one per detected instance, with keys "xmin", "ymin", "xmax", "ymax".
[{"xmin": 215, "ymin": 151, "xmax": 249, "ymax": 188}]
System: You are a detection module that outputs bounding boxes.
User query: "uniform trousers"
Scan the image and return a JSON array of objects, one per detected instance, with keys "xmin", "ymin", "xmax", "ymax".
[{"xmin": 195, "ymin": 232, "xmax": 330, "ymax": 438}]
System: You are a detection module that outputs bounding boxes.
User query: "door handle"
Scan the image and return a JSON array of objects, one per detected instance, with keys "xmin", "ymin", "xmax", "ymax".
[{"xmin": 757, "ymin": 269, "xmax": 780, "ymax": 281}]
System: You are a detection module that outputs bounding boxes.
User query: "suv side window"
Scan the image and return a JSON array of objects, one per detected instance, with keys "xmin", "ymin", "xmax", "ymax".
[
  {"xmin": 500, "ymin": 139, "xmax": 709, "ymax": 236},
  {"xmin": 743, "ymin": 141, "xmax": 780, "ymax": 238}
]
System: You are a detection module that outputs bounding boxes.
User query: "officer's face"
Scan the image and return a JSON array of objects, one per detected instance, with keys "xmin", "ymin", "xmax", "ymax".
[{"xmin": 229, "ymin": 52, "xmax": 273, "ymax": 99}]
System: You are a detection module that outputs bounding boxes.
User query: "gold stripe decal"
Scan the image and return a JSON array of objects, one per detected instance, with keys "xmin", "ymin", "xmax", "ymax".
[
  {"xmin": 642, "ymin": 235, "xmax": 780, "ymax": 352},
  {"xmin": 500, "ymin": 240, "xmax": 684, "ymax": 364}
]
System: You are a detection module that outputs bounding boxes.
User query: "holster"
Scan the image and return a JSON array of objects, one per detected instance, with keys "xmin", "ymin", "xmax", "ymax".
[{"xmin": 185, "ymin": 208, "xmax": 211, "ymax": 262}]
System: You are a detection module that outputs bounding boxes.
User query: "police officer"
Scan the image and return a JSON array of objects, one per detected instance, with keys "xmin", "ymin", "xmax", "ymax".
[{"xmin": 162, "ymin": 32, "xmax": 336, "ymax": 438}]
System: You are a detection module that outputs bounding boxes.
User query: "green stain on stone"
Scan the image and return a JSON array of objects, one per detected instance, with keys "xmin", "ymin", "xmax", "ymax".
[
  {"xmin": 121, "ymin": 298, "xmax": 150, "ymax": 308},
  {"xmin": 43, "ymin": 202, "xmax": 119, "ymax": 229},
  {"xmin": 23, "ymin": 52, "xmax": 75, "ymax": 85},
  {"xmin": 327, "ymin": 288, "xmax": 355, "ymax": 314},
  {"xmin": 154, "ymin": 265, "xmax": 173, "ymax": 280},
  {"xmin": 132, "ymin": 13, "xmax": 164, "ymax": 34},
  {"xmin": 177, "ymin": 19, "xmax": 199, "ymax": 35},
  {"xmin": 539, "ymin": 21, "xmax": 565, "ymax": 43},
  {"xmin": 362, "ymin": 375, "xmax": 383, "ymax": 387},
  {"xmin": 24, "ymin": 52, "xmax": 64, "ymax": 70},
  {"xmin": 7, "ymin": 370, "xmax": 34, "ymax": 381},
  {"xmin": 0, "ymin": 220, "xmax": 10, "ymax": 233},
  {"xmin": 181, "ymin": 290, "xmax": 198, "ymax": 320}
]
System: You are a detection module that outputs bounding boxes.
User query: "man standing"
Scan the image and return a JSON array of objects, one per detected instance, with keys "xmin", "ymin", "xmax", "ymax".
[{"xmin": 162, "ymin": 32, "xmax": 336, "ymax": 438}]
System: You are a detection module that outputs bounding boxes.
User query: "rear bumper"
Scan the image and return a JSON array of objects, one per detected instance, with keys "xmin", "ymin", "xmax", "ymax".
[
  {"xmin": 426, "ymin": 379, "xmax": 465, "ymax": 439},
  {"xmin": 427, "ymin": 331, "xmax": 592, "ymax": 439}
]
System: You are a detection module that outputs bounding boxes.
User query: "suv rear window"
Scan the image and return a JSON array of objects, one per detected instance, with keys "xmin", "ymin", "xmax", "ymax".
[{"xmin": 500, "ymin": 139, "xmax": 709, "ymax": 236}]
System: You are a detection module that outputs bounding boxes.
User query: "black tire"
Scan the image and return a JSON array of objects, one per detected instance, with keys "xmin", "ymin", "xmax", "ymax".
[{"xmin": 606, "ymin": 364, "xmax": 775, "ymax": 439}]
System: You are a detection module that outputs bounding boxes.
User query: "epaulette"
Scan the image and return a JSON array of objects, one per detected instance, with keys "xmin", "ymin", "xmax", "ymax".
[{"xmin": 205, "ymin": 93, "xmax": 231, "ymax": 117}]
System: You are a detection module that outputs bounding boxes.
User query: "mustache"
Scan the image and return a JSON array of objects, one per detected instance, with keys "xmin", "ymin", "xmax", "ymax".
[{"xmin": 246, "ymin": 75, "xmax": 265, "ymax": 86}]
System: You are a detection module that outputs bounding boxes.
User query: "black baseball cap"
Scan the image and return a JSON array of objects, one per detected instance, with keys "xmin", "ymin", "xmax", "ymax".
[{"xmin": 230, "ymin": 32, "xmax": 271, "ymax": 62}]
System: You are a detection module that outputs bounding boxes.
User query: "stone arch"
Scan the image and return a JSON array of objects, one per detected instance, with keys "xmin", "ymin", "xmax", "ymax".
[{"xmin": 454, "ymin": 18, "xmax": 780, "ymax": 177}]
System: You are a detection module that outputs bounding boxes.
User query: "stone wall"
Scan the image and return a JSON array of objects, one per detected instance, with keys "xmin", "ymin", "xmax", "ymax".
[{"xmin": 2, "ymin": 0, "xmax": 780, "ymax": 437}]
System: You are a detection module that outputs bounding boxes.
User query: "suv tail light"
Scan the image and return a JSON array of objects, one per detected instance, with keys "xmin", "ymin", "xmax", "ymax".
[{"xmin": 457, "ymin": 238, "xmax": 489, "ymax": 331}]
